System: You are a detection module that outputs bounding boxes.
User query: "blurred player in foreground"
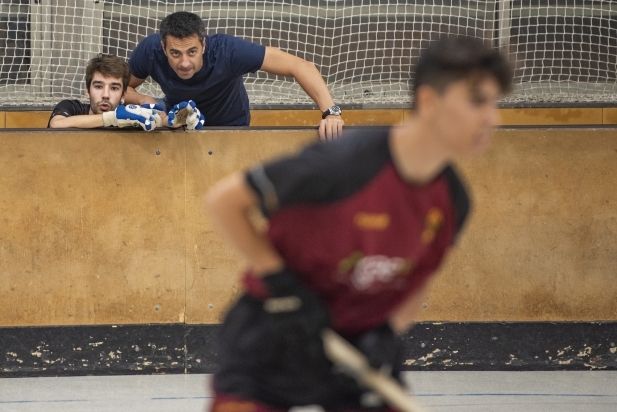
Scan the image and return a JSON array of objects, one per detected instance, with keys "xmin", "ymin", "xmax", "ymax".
[
  {"xmin": 206, "ymin": 35, "xmax": 513, "ymax": 411},
  {"xmin": 124, "ymin": 11, "xmax": 343, "ymax": 139},
  {"xmin": 48, "ymin": 54, "xmax": 163, "ymax": 131}
]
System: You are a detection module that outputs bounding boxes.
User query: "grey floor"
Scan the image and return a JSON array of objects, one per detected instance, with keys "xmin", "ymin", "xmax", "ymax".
[{"xmin": 0, "ymin": 372, "xmax": 616, "ymax": 412}]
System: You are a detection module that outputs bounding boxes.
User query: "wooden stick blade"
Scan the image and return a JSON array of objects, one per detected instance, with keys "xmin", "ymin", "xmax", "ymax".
[{"xmin": 321, "ymin": 328, "xmax": 430, "ymax": 412}]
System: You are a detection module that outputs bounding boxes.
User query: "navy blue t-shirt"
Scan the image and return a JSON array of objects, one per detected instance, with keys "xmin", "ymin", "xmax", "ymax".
[{"xmin": 129, "ymin": 33, "xmax": 266, "ymax": 126}]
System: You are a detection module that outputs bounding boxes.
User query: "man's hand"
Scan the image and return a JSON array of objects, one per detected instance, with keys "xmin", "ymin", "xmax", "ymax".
[
  {"xmin": 167, "ymin": 100, "xmax": 205, "ymax": 130},
  {"xmin": 262, "ymin": 268, "xmax": 330, "ymax": 336},
  {"xmin": 102, "ymin": 104, "xmax": 165, "ymax": 131},
  {"xmin": 138, "ymin": 103, "xmax": 165, "ymax": 128},
  {"xmin": 349, "ymin": 323, "xmax": 401, "ymax": 372},
  {"xmin": 319, "ymin": 115, "xmax": 344, "ymax": 141}
]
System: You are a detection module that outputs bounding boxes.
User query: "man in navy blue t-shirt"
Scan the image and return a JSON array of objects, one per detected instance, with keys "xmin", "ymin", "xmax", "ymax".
[{"xmin": 125, "ymin": 11, "xmax": 344, "ymax": 140}]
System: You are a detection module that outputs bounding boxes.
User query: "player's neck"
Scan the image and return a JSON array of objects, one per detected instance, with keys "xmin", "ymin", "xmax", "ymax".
[{"xmin": 389, "ymin": 119, "xmax": 451, "ymax": 184}]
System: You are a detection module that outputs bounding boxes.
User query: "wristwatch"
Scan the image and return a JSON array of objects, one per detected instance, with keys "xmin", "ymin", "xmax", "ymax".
[{"xmin": 322, "ymin": 105, "xmax": 342, "ymax": 119}]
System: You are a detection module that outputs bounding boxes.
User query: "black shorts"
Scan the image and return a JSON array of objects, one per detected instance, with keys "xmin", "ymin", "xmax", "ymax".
[{"xmin": 213, "ymin": 294, "xmax": 404, "ymax": 409}]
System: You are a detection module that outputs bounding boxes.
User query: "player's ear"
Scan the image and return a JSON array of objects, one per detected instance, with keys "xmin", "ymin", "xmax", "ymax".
[
  {"xmin": 414, "ymin": 84, "xmax": 439, "ymax": 117},
  {"xmin": 160, "ymin": 40, "xmax": 167, "ymax": 56}
]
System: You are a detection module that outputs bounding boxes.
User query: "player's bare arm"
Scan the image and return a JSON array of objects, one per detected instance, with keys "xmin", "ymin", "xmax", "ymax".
[
  {"xmin": 260, "ymin": 46, "xmax": 344, "ymax": 141},
  {"xmin": 388, "ymin": 281, "xmax": 431, "ymax": 334},
  {"xmin": 49, "ymin": 114, "xmax": 105, "ymax": 129},
  {"xmin": 124, "ymin": 74, "xmax": 159, "ymax": 106},
  {"xmin": 124, "ymin": 74, "xmax": 171, "ymax": 126},
  {"xmin": 205, "ymin": 172, "xmax": 284, "ymax": 276}
]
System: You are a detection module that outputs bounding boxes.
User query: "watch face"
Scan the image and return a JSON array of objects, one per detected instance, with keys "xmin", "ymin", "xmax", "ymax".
[{"xmin": 330, "ymin": 106, "xmax": 341, "ymax": 115}]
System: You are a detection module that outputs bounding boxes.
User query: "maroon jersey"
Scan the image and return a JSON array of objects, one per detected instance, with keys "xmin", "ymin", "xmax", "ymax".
[{"xmin": 245, "ymin": 128, "xmax": 469, "ymax": 334}]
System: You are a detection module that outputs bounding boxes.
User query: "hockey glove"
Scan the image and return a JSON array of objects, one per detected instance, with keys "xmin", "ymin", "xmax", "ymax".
[
  {"xmin": 167, "ymin": 100, "xmax": 205, "ymax": 130},
  {"xmin": 262, "ymin": 268, "xmax": 330, "ymax": 337},
  {"xmin": 138, "ymin": 103, "xmax": 165, "ymax": 128},
  {"xmin": 102, "ymin": 104, "xmax": 165, "ymax": 131},
  {"xmin": 349, "ymin": 323, "xmax": 402, "ymax": 372}
]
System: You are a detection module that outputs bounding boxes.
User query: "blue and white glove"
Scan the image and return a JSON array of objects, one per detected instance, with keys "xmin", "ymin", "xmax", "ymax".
[
  {"xmin": 102, "ymin": 104, "xmax": 165, "ymax": 131},
  {"xmin": 138, "ymin": 103, "xmax": 165, "ymax": 128},
  {"xmin": 167, "ymin": 100, "xmax": 205, "ymax": 130}
]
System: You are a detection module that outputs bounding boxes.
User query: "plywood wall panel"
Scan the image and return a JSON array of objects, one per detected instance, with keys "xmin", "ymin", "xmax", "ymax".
[
  {"xmin": 0, "ymin": 130, "xmax": 187, "ymax": 326},
  {"xmin": 250, "ymin": 109, "xmax": 405, "ymax": 127},
  {"xmin": 500, "ymin": 108, "xmax": 602, "ymax": 126},
  {"xmin": 420, "ymin": 128, "xmax": 617, "ymax": 321},
  {"xmin": 183, "ymin": 130, "xmax": 318, "ymax": 324},
  {"xmin": 1, "ymin": 127, "xmax": 616, "ymax": 326},
  {"xmin": 5, "ymin": 112, "xmax": 52, "ymax": 128}
]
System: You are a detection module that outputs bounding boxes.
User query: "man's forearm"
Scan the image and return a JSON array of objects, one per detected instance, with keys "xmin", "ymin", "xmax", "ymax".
[
  {"xmin": 206, "ymin": 172, "xmax": 285, "ymax": 276},
  {"xmin": 292, "ymin": 60, "xmax": 335, "ymax": 112},
  {"xmin": 48, "ymin": 114, "xmax": 104, "ymax": 129},
  {"xmin": 124, "ymin": 87, "xmax": 158, "ymax": 106}
]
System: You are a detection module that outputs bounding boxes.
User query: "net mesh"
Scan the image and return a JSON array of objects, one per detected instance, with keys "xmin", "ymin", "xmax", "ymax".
[{"xmin": 0, "ymin": 0, "xmax": 616, "ymax": 108}]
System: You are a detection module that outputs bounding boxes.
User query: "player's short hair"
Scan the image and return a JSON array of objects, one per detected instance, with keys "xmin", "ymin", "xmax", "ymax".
[
  {"xmin": 160, "ymin": 11, "xmax": 205, "ymax": 44},
  {"xmin": 413, "ymin": 36, "xmax": 513, "ymax": 100},
  {"xmin": 85, "ymin": 54, "xmax": 130, "ymax": 93}
]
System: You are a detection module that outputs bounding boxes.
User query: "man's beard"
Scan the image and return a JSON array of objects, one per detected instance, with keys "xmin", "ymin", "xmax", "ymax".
[{"xmin": 91, "ymin": 100, "xmax": 115, "ymax": 114}]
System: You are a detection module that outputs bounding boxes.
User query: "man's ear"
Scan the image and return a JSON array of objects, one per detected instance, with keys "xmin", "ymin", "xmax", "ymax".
[
  {"xmin": 414, "ymin": 85, "xmax": 439, "ymax": 117},
  {"xmin": 160, "ymin": 40, "xmax": 167, "ymax": 56},
  {"xmin": 85, "ymin": 88, "xmax": 90, "ymax": 100}
]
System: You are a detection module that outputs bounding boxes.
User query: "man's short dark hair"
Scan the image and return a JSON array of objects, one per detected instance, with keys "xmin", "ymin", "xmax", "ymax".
[
  {"xmin": 413, "ymin": 36, "xmax": 513, "ymax": 99},
  {"xmin": 160, "ymin": 11, "xmax": 205, "ymax": 44},
  {"xmin": 85, "ymin": 54, "xmax": 131, "ymax": 93}
]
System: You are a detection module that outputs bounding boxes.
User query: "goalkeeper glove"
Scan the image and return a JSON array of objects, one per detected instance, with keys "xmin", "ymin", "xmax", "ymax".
[
  {"xmin": 102, "ymin": 104, "xmax": 165, "ymax": 131},
  {"xmin": 167, "ymin": 100, "xmax": 205, "ymax": 130}
]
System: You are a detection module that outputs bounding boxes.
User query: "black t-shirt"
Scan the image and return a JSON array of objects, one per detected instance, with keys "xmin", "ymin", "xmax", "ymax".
[
  {"xmin": 244, "ymin": 127, "xmax": 470, "ymax": 333},
  {"xmin": 47, "ymin": 100, "xmax": 91, "ymax": 127}
]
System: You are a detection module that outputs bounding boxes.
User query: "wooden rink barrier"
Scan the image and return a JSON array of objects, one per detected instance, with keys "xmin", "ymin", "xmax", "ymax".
[
  {"xmin": 1, "ymin": 127, "xmax": 616, "ymax": 329},
  {"xmin": 3, "ymin": 107, "xmax": 617, "ymax": 129}
]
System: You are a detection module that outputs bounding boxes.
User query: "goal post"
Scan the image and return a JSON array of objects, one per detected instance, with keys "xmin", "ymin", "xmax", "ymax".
[{"xmin": 0, "ymin": 0, "xmax": 616, "ymax": 109}]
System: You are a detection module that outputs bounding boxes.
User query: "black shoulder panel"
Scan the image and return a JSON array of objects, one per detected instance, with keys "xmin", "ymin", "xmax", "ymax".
[
  {"xmin": 443, "ymin": 165, "xmax": 471, "ymax": 237},
  {"xmin": 246, "ymin": 127, "xmax": 392, "ymax": 216}
]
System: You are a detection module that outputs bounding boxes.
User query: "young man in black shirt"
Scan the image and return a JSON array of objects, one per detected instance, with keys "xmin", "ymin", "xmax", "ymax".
[{"xmin": 48, "ymin": 54, "xmax": 162, "ymax": 131}]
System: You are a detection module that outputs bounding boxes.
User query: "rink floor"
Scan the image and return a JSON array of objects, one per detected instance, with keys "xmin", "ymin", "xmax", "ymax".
[{"xmin": 1, "ymin": 371, "xmax": 616, "ymax": 412}]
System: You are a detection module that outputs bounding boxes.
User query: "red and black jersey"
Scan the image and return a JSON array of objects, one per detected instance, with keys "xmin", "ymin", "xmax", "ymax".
[{"xmin": 245, "ymin": 127, "xmax": 470, "ymax": 334}]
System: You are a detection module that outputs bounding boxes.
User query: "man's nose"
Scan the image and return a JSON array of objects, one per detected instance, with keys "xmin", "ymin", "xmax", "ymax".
[{"xmin": 179, "ymin": 55, "xmax": 191, "ymax": 68}]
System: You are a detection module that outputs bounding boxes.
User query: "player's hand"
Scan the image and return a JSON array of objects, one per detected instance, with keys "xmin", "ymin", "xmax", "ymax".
[
  {"xmin": 102, "ymin": 104, "xmax": 165, "ymax": 131},
  {"xmin": 349, "ymin": 323, "xmax": 401, "ymax": 372},
  {"xmin": 138, "ymin": 103, "xmax": 165, "ymax": 128},
  {"xmin": 318, "ymin": 115, "xmax": 344, "ymax": 141},
  {"xmin": 167, "ymin": 100, "xmax": 205, "ymax": 130},
  {"xmin": 262, "ymin": 268, "xmax": 330, "ymax": 336}
]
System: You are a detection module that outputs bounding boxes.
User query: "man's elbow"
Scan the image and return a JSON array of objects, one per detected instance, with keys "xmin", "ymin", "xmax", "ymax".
[
  {"xmin": 48, "ymin": 117, "xmax": 64, "ymax": 128},
  {"xmin": 204, "ymin": 173, "xmax": 253, "ymax": 217},
  {"xmin": 295, "ymin": 58, "xmax": 318, "ymax": 76}
]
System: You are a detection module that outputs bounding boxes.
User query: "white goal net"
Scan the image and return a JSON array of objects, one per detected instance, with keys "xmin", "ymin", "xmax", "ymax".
[{"xmin": 0, "ymin": 0, "xmax": 616, "ymax": 108}]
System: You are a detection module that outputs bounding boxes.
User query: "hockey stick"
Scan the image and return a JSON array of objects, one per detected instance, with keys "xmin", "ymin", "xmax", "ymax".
[{"xmin": 321, "ymin": 328, "xmax": 430, "ymax": 412}]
